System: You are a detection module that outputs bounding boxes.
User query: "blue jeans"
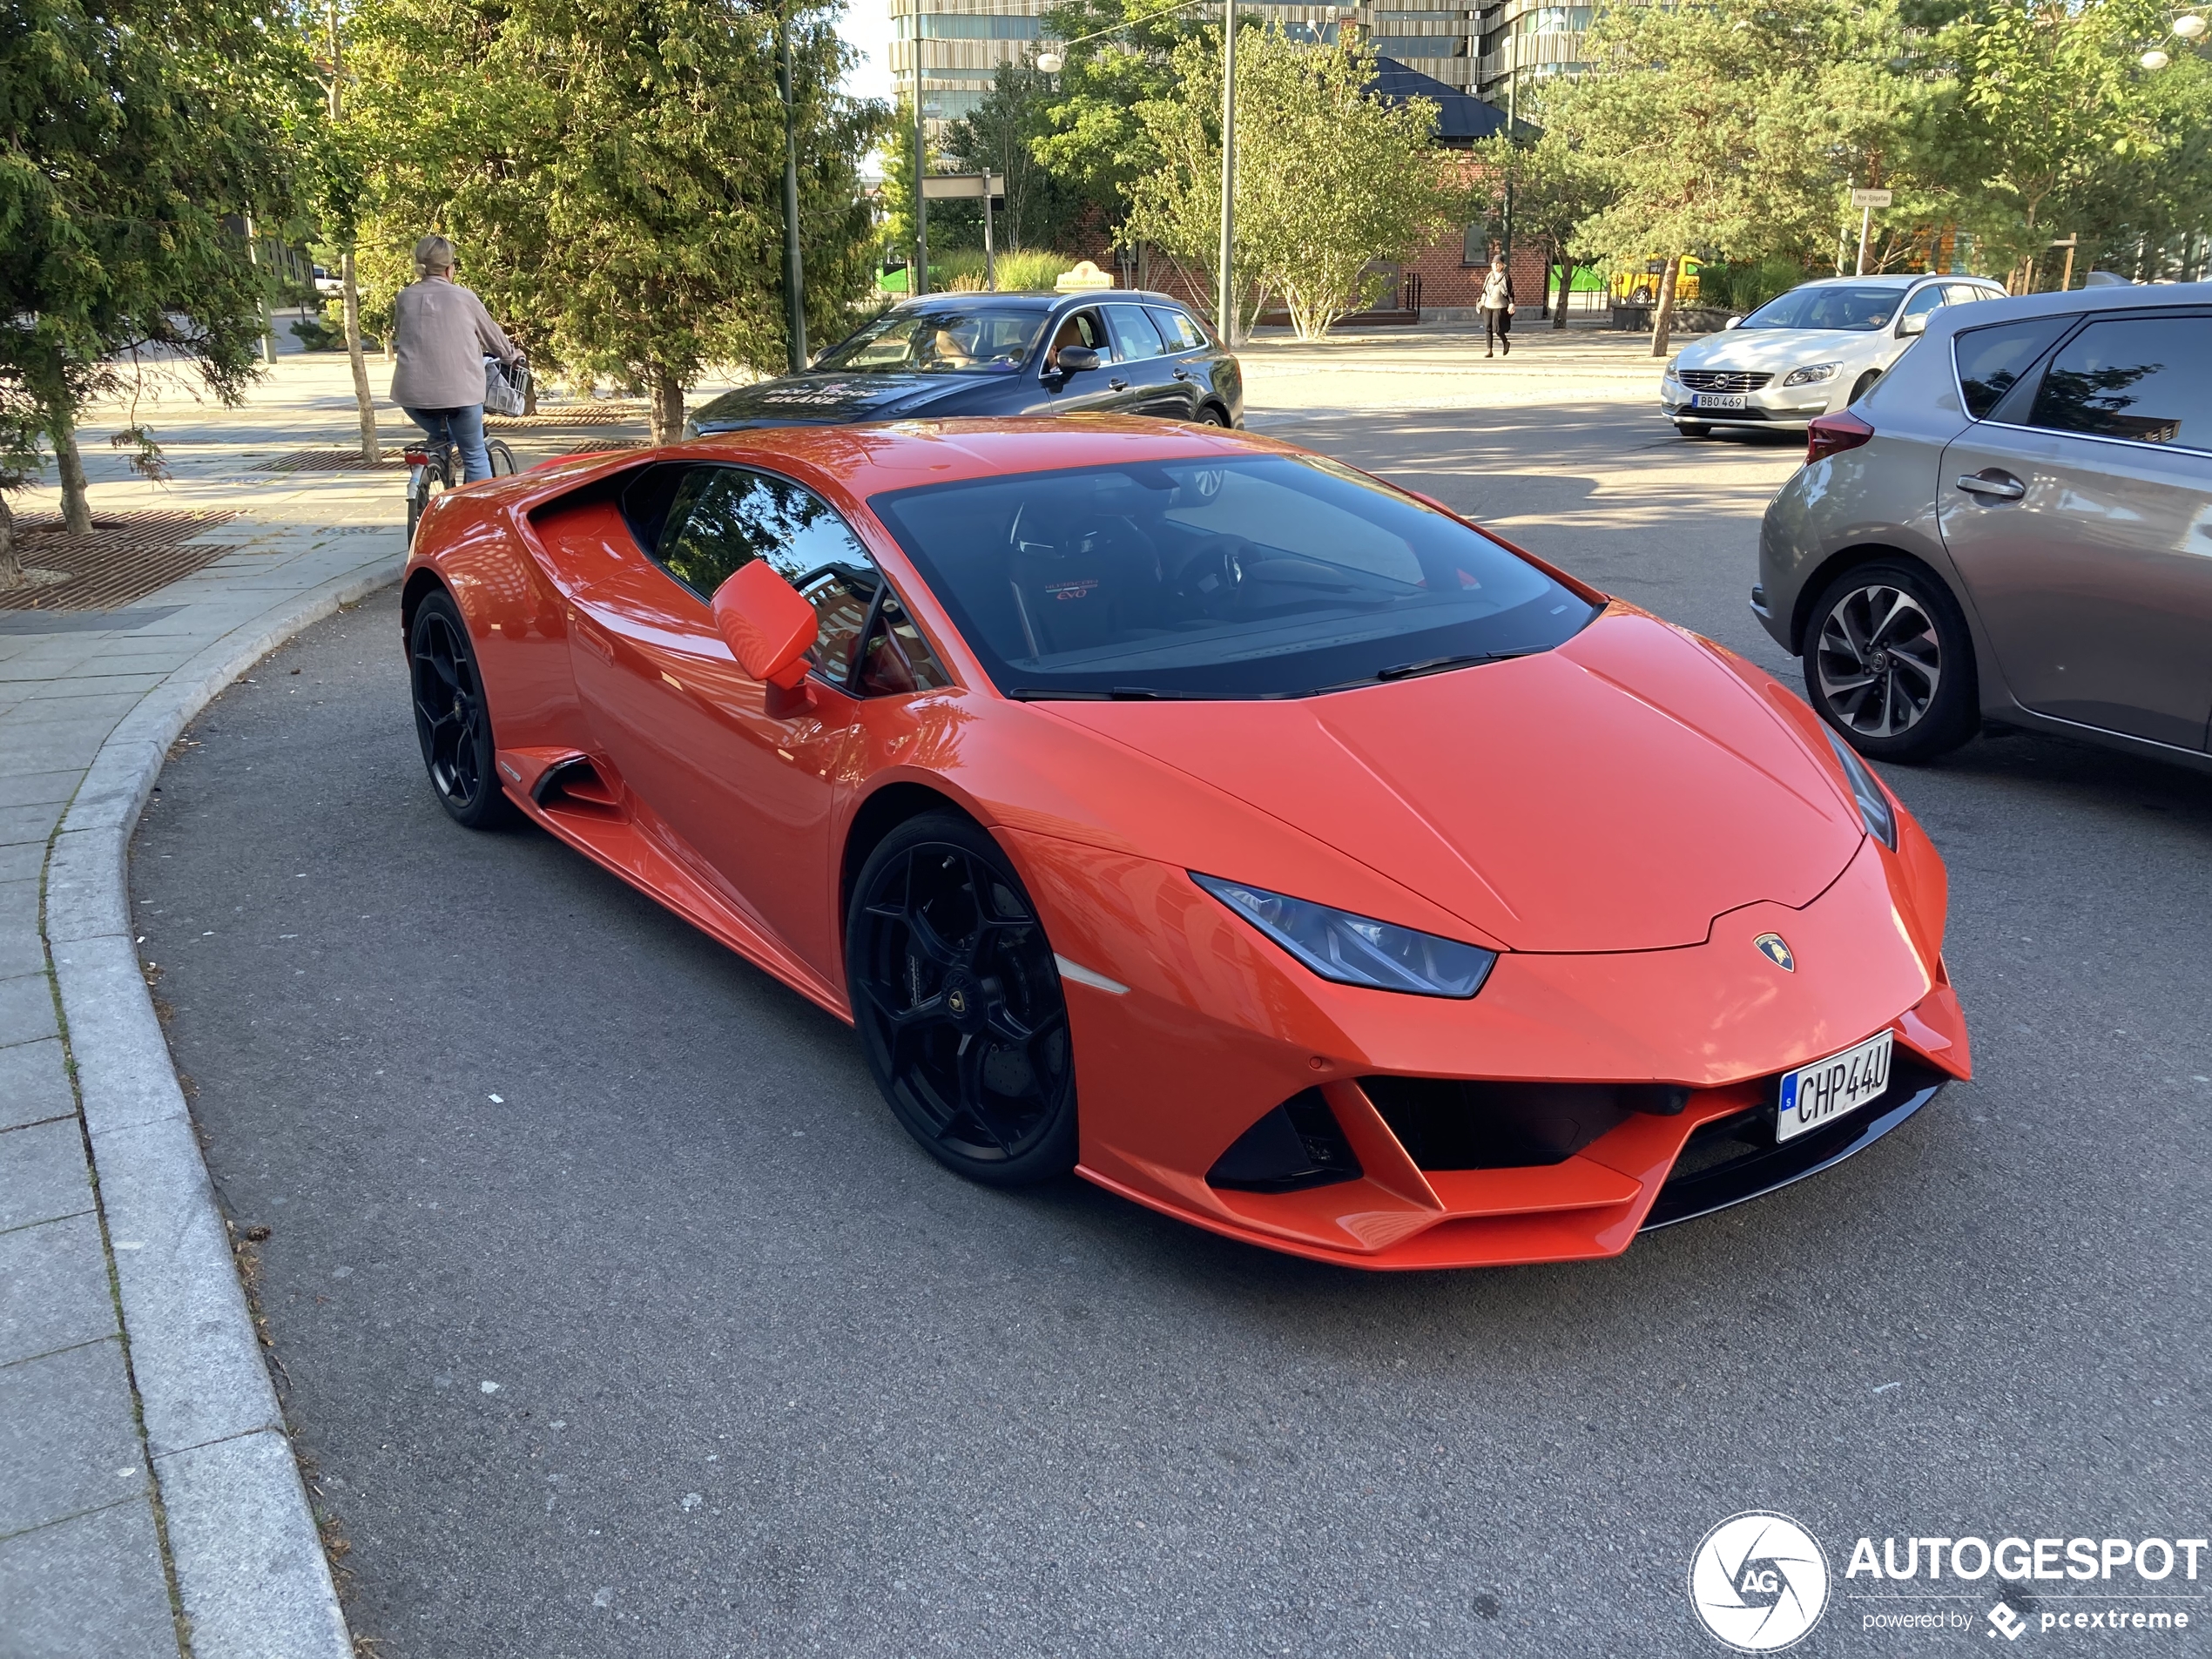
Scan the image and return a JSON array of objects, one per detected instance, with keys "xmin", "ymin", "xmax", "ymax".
[{"xmin": 404, "ymin": 404, "xmax": 490, "ymax": 482}]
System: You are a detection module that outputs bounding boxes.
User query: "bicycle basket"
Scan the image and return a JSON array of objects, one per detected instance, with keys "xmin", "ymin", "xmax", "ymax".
[{"xmin": 483, "ymin": 355, "xmax": 529, "ymax": 417}]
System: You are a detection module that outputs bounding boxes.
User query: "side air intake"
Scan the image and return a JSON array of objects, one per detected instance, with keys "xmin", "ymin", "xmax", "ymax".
[{"xmin": 1206, "ymin": 1089, "xmax": 1363, "ymax": 1193}]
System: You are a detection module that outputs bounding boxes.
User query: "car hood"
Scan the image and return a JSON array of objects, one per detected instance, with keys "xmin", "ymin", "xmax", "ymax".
[
  {"xmin": 691, "ymin": 372, "xmax": 992, "ymax": 429},
  {"xmin": 1035, "ymin": 610, "xmax": 1868, "ymax": 954},
  {"xmin": 1674, "ymin": 328, "xmax": 1884, "ymax": 373}
]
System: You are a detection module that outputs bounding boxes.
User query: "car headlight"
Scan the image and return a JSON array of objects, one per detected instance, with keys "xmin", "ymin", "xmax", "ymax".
[
  {"xmin": 1783, "ymin": 362, "xmax": 1840, "ymax": 387},
  {"xmin": 1823, "ymin": 726, "xmax": 1897, "ymax": 849},
  {"xmin": 1191, "ymin": 874, "xmax": 1497, "ymax": 998}
]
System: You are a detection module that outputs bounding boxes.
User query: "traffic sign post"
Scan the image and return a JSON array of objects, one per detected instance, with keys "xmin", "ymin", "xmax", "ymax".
[
  {"xmin": 919, "ymin": 172, "xmax": 1005, "ymax": 289},
  {"xmin": 1850, "ymin": 187, "xmax": 1893, "ymax": 275}
]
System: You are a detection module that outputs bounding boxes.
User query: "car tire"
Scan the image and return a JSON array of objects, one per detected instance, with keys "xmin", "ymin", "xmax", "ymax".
[
  {"xmin": 1194, "ymin": 404, "xmax": 1229, "ymax": 427},
  {"xmin": 408, "ymin": 590, "xmax": 516, "ymax": 828},
  {"xmin": 1803, "ymin": 560, "xmax": 1978, "ymax": 764},
  {"xmin": 1676, "ymin": 421, "xmax": 1712, "ymax": 438},
  {"xmin": 1848, "ymin": 368, "xmax": 1882, "ymax": 404},
  {"xmin": 846, "ymin": 812, "xmax": 1078, "ymax": 1188}
]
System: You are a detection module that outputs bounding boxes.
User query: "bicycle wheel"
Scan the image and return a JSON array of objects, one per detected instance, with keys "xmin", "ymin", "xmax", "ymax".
[
  {"xmin": 487, "ymin": 438, "xmax": 518, "ymax": 477},
  {"xmin": 406, "ymin": 456, "xmax": 452, "ymax": 547}
]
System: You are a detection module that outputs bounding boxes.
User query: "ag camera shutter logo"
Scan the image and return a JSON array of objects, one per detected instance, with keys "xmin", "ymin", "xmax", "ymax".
[{"xmin": 1689, "ymin": 1512, "xmax": 1831, "ymax": 1651}]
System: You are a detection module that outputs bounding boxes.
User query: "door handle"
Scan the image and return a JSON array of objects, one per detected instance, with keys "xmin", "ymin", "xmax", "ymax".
[
  {"xmin": 1955, "ymin": 472, "xmax": 2025, "ymax": 501},
  {"xmin": 1173, "ymin": 368, "xmax": 1194, "ymax": 381},
  {"xmin": 1109, "ymin": 377, "xmax": 1129, "ymax": 390}
]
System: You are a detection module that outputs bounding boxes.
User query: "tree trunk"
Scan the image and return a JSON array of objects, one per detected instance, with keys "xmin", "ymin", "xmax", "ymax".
[
  {"xmin": 0, "ymin": 490, "xmax": 23, "ymax": 590},
  {"xmin": 54, "ymin": 416, "xmax": 93, "ymax": 535},
  {"xmin": 650, "ymin": 368, "xmax": 685, "ymax": 446},
  {"xmin": 1554, "ymin": 259, "xmax": 1575, "ymax": 329},
  {"xmin": 341, "ymin": 250, "xmax": 379, "ymax": 462},
  {"xmin": 1649, "ymin": 255, "xmax": 1681, "ymax": 360}
]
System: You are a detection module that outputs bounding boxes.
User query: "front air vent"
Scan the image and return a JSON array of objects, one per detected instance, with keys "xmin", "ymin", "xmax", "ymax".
[
  {"xmin": 1359, "ymin": 1076, "xmax": 1639, "ymax": 1170},
  {"xmin": 1207, "ymin": 1089, "xmax": 1362, "ymax": 1193}
]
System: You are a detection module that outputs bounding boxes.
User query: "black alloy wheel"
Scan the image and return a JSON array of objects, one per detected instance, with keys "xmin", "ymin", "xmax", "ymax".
[
  {"xmin": 1804, "ymin": 559, "xmax": 1978, "ymax": 764},
  {"xmin": 1849, "ymin": 368, "xmax": 1882, "ymax": 404},
  {"xmin": 846, "ymin": 813, "xmax": 1077, "ymax": 1186},
  {"xmin": 1195, "ymin": 404, "xmax": 1229, "ymax": 427},
  {"xmin": 408, "ymin": 590, "xmax": 514, "ymax": 828}
]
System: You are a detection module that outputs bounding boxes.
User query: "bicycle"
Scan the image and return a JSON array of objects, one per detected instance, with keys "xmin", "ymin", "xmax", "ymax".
[{"xmin": 404, "ymin": 429, "xmax": 518, "ymax": 546}]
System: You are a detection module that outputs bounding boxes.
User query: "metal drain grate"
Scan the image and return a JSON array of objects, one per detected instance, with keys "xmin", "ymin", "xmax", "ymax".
[
  {"xmin": 487, "ymin": 402, "xmax": 650, "ymax": 428},
  {"xmin": 253, "ymin": 449, "xmax": 408, "ymax": 473},
  {"xmin": 0, "ymin": 512, "xmax": 243, "ymax": 612}
]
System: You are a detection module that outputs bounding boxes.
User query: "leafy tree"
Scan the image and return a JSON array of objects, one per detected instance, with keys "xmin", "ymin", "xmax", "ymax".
[
  {"xmin": 0, "ymin": 0, "xmax": 309, "ymax": 580},
  {"xmin": 1121, "ymin": 28, "xmax": 1463, "ymax": 340},
  {"xmin": 941, "ymin": 62, "xmax": 1087, "ymax": 254},
  {"xmin": 1546, "ymin": 0, "xmax": 1868, "ymax": 354},
  {"xmin": 349, "ymin": 0, "xmax": 887, "ymax": 439},
  {"xmin": 1031, "ymin": 0, "xmax": 1209, "ymax": 231}
]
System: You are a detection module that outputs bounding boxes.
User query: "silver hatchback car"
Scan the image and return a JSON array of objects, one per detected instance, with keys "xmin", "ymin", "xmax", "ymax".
[{"xmin": 1755, "ymin": 281, "xmax": 2212, "ymax": 768}]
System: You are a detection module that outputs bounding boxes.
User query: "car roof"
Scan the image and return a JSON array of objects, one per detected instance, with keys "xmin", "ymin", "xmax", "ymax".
[
  {"xmin": 678, "ymin": 415, "xmax": 1275, "ymax": 498},
  {"xmin": 1791, "ymin": 273, "xmax": 1952, "ymax": 290},
  {"xmin": 1919, "ymin": 278, "xmax": 2212, "ymax": 344},
  {"xmin": 886, "ymin": 288, "xmax": 1196, "ymax": 313}
]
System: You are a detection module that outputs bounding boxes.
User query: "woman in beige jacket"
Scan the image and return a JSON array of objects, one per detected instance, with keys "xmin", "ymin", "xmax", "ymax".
[{"xmin": 390, "ymin": 235, "xmax": 520, "ymax": 482}]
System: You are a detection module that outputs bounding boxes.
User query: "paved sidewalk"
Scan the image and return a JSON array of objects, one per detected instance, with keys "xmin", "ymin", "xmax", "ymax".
[{"xmin": 2, "ymin": 364, "xmax": 413, "ymax": 1657}]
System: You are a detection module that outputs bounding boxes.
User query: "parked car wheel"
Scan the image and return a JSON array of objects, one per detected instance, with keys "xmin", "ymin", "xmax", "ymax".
[
  {"xmin": 846, "ymin": 813, "xmax": 1078, "ymax": 1188},
  {"xmin": 408, "ymin": 590, "xmax": 516, "ymax": 828},
  {"xmin": 1848, "ymin": 368, "xmax": 1882, "ymax": 404},
  {"xmin": 1804, "ymin": 560, "xmax": 1978, "ymax": 763}
]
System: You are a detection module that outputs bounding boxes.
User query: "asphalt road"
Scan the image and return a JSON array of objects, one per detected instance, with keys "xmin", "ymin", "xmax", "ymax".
[{"xmin": 132, "ymin": 401, "xmax": 2210, "ymax": 1658}]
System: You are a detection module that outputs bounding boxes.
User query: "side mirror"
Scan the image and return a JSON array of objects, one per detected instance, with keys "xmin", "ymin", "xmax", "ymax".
[
  {"xmin": 1723, "ymin": 314, "xmax": 1743, "ymax": 329},
  {"xmin": 1898, "ymin": 312, "xmax": 1928, "ymax": 336},
  {"xmin": 1053, "ymin": 344, "xmax": 1101, "ymax": 374},
  {"xmin": 711, "ymin": 561, "xmax": 816, "ymax": 691}
]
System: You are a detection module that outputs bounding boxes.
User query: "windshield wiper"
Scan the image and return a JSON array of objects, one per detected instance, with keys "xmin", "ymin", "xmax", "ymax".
[{"xmin": 1309, "ymin": 647, "xmax": 1548, "ymax": 696}]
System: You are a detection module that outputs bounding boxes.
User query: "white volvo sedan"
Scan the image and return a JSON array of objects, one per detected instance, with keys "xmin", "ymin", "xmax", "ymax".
[{"xmin": 1662, "ymin": 274, "xmax": 2004, "ymax": 438}]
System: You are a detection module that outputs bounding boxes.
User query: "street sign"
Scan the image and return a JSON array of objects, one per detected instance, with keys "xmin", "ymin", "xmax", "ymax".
[
  {"xmin": 1850, "ymin": 188, "xmax": 1894, "ymax": 208},
  {"xmin": 921, "ymin": 172, "xmax": 1003, "ymax": 201}
]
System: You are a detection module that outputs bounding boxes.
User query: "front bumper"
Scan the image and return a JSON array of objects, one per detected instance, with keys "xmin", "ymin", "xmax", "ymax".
[
  {"xmin": 1013, "ymin": 829, "xmax": 1969, "ymax": 1271},
  {"xmin": 1662, "ymin": 376, "xmax": 1837, "ymax": 430}
]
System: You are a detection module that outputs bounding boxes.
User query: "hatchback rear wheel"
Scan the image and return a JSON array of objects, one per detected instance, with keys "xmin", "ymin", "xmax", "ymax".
[
  {"xmin": 846, "ymin": 813, "xmax": 1077, "ymax": 1186},
  {"xmin": 1804, "ymin": 560, "xmax": 1977, "ymax": 763}
]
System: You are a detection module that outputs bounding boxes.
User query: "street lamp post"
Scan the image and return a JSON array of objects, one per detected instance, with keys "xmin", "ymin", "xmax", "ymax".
[
  {"xmin": 913, "ymin": 5, "xmax": 928, "ymax": 298},
  {"xmin": 1217, "ymin": 0, "xmax": 1237, "ymax": 343},
  {"xmin": 779, "ymin": 6, "xmax": 806, "ymax": 372}
]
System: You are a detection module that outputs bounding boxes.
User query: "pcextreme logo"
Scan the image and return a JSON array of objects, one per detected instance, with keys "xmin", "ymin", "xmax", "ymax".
[{"xmin": 1689, "ymin": 1512, "xmax": 1831, "ymax": 1652}]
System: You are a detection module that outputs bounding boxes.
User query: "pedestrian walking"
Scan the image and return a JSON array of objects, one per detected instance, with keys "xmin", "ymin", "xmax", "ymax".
[
  {"xmin": 1480, "ymin": 255, "xmax": 1516, "ymax": 358},
  {"xmin": 390, "ymin": 235, "xmax": 522, "ymax": 483}
]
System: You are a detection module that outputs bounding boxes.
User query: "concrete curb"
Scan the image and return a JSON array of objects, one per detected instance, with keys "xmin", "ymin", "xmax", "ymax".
[{"xmin": 44, "ymin": 556, "xmax": 403, "ymax": 1659}]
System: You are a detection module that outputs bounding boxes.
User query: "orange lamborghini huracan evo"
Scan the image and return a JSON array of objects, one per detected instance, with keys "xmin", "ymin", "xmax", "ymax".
[{"xmin": 401, "ymin": 417, "xmax": 1969, "ymax": 1270}]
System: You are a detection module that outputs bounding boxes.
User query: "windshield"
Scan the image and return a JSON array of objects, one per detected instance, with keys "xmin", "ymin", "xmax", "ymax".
[
  {"xmin": 813, "ymin": 306, "xmax": 1048, "ymax": 375},
  {"xmin": 1740, "ymin": 285, "xmax": 1903, "ymax": 332},
  {"xmin": 868, "ymin": 455, "xmax": 1598, "ymax": 699}
]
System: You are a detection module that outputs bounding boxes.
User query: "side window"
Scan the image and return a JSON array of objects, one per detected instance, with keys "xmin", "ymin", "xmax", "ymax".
[
  {"xmin": 648, "ymin": 466, "xmax": 883, "ymax": 680},
  {"xmin": 1898, "ymin": 285, "xmax": 1946, "ymax": 333},
  {"xmin": 1146, "ymin": 306, "xmax": 1206, "ymax": 353},
  {"xmin": 1945, "ymin": 284, "xmax": 1995, "ymax": 308},
  {"xmin": 1953, "ymin": 318, "xmax": 2071, "ymax": 420},
  {"xmin": 2025, "ymin": 315, "xmax": 2212, "ymax": 450},
  {"xmin": 1104, "ymin": 304, "xmax": 1166, "ymax": 361},
  {"xmin": 1047, "ymin": 308, "xmax": 1110, "ymax": 363},
  {"xmin": 856, "ymin": 588, "xmax": 952, "ymax": 697}
]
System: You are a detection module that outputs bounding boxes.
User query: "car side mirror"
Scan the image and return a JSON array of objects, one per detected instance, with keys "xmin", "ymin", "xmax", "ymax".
[
  {"xmin": 1053, "ymin": 345, "xmax": 1100, "ymax": 374},
  {"xmin": 1898, "ymin": 312, "xmax": 1928, "ymax": 336},
  {"xmin": 1723, "ymin": 315, "xmax": 1743, "ymax": 329},
  {"xmin": 711, "ymin": 561, "xmax": 816, "ymax": 691}
]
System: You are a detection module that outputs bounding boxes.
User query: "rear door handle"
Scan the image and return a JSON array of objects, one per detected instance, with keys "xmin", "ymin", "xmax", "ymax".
[
  {"xmin": 1955, "ymin": 472, "xmax": 2025, "ymax": 500},
  {"xmin": 1109, "ymin": 377, "xmax": 1129, "ymax": 390},
  {"xmin": 1173, "ymin": 368, "xmax": 1194, "ymax": 381}
]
